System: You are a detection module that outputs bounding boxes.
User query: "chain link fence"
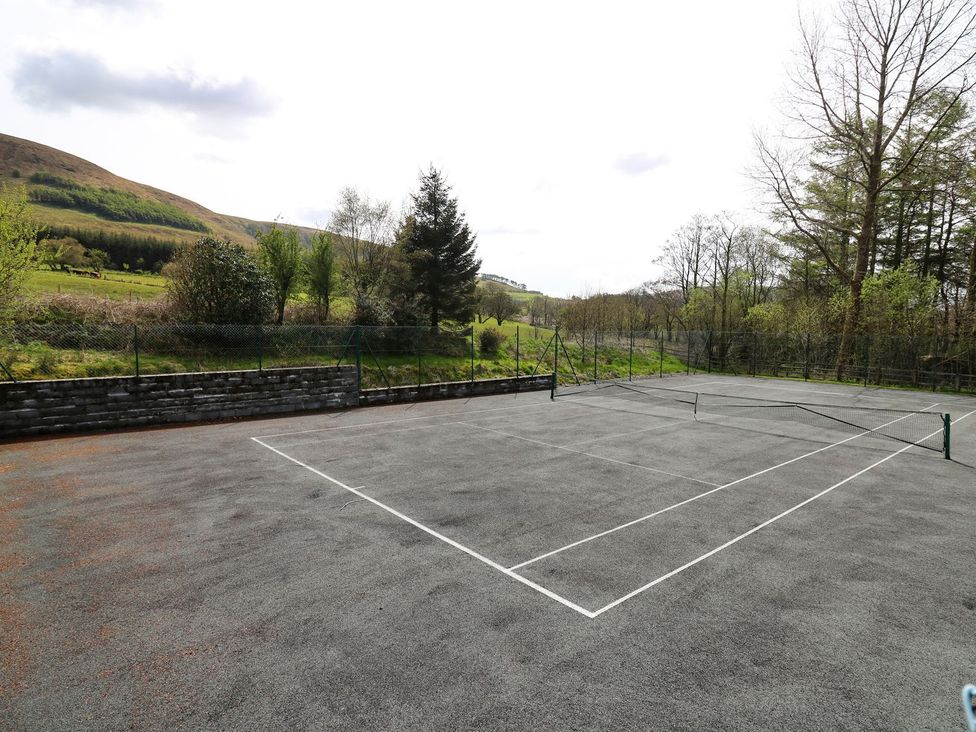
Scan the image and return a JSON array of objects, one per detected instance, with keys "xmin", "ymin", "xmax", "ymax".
[
  {"xmin": 3, "ymin": 322, "xmax": 974, "ymax": 395},
  {"xmin": 0, "ymin": 322, "xmax": 561, "ymax": 389}
]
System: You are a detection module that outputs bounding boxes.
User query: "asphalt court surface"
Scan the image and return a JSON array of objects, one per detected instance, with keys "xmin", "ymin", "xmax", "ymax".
[
  {"xmin": 254, "ymin": 375, "xmax": 974, "ymax": 618},
  {"xmin": 4, "ymin": 373, "xmax": 976, "ymax": 730}
]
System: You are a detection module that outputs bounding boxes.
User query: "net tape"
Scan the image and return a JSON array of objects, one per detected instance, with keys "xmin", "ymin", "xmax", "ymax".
[{"xmin": 553, "ymin": 379, "xmax": 948, "ymax": 453}]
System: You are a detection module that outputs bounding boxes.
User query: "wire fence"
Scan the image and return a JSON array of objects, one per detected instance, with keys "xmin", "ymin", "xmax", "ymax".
[
  {"xmin": 3, "ymin": 322, "xmax": 975, "ymax": 395},
  {"xmin": 0, "ymin": 322, "xmax": 560, "ymax": 389}
]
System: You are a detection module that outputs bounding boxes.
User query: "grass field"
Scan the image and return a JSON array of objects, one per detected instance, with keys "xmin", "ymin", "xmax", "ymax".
[
  {"xmin": 0, "ymin": 324, "xmax": 684, "ymax": 384},
  {"xmin": 24, "ymin": 268, "xmax": 168, "ymax": 300}
]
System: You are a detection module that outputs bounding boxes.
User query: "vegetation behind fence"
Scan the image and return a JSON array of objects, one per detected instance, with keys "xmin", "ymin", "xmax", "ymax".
[{"xmin": 3, "ymin": 323, "xmax": 974, "ymax": 395}]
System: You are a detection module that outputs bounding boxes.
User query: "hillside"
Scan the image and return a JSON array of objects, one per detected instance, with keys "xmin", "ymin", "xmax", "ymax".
[{"xmin": 0, "ymin": 132, "xmax": 321, "ymax": 246}]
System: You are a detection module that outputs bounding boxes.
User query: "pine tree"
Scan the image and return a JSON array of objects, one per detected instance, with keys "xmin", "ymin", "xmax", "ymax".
[{"xmin": 400, "ymin": 167, "xmax": 480, "ymax": 330}]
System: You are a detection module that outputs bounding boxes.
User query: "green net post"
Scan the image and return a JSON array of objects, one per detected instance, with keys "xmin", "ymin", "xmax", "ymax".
[
  {"xmin": 550, "ymin": 368, "xmax": 556, "ymax": 399},
  {"xmin": 470, "ymin": 326, "xmax": 475, "ymax": 383},
  {"xmin": 133, "ymin": 324, "xmax": 140, "ymax": 378},
  {"xmin": 659, "ymin": 334, "xmax": 664, "ymax": 378},
  {"xmin": 686, "ymin": 334, "xmax": 691, "ymax": 375},
  {"xmin": 944, "ymin": 413, "xmax": 951, "ymax": 460}
]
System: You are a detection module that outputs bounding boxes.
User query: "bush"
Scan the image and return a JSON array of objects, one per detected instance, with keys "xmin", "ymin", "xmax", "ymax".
[
  {"xmin": 479, "ymin": 327, "xmax": 503, "ymax": 355},
  {"xmin": 166, "ymin": 237, "xmax": 274, "ymax": 324}
]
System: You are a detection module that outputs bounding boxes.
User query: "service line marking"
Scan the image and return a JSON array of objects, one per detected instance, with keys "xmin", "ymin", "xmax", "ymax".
[
  {"xmin": 250, "ymin": 436, "xmax": 596, "ymax": 618},
  {"xmin": 457, "ymin": 421, "xmax": 721, "ymax": 487},
  {"xmin": 507, "ymin": 403, "xmax": 940, "ymax": 571},
  {"xmin": 589, "ymin": 407, "xmax": 976, "ymax": 617}
]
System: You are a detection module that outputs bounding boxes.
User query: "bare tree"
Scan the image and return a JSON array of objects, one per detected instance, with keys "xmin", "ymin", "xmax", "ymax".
[
  {"xmin": 656, "ymin": 214, "xmax": 713, "ymax": 305},
  {"xmin": 755, "ymin": 0, "xmax": 976, "ymax": 375},
  {"xmin": 329, "ymin": 187, "xmax": 394, "ymax": 302}
]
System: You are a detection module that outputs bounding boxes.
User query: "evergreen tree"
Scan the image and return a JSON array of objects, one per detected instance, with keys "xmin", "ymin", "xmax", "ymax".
[
  {"xmin": 399, "ymin": 167, "xmax": 480, "ymax": 330},
  {"xmin": 305, "ymin": 231, "xmax": 336, "ymax": 323}
]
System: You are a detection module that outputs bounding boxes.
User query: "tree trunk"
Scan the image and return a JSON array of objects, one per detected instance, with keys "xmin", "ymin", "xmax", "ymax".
[{"xmin": 836, "ymin": 158, "xmax": 883, "ymax": 379}]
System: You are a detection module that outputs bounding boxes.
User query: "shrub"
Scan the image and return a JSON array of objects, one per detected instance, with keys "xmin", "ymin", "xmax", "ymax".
[
  {"xmin": 166, "ymin": 237, "xmax": 274, "ymax": 324},
  {"xmin": 479, "ymin": 327, "xmax": 503, "ymax": 355}
]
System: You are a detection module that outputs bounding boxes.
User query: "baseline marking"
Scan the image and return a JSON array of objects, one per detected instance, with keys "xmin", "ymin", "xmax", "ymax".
[
  {"xmin": 508, "ymin": 403, "xmax": 940, "ymax": 570},
  {"xmin": 254, "ymin": 399, "xmax": 553, "ymax": 440},
  {"xmin": 250, "ymin": 436, "xmax": 596, "ymax": 618},
  {"xmin": 458, "ymin": 421, "xmax": 721, "ymax": 487},
  {"xmin": 590, "ymin": 407, "xmax": 976, "ymax": 617}
]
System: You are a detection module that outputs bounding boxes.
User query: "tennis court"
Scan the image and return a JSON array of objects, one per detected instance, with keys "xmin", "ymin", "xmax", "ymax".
[{"xmin": 3, "ymin": 374, "xmax": 976, "ymax": 729}]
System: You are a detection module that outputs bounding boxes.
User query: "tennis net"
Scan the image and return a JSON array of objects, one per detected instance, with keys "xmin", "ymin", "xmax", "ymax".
[{"xmin": 552, "ymin": 379, "xmax": 950, "ymax": 454}]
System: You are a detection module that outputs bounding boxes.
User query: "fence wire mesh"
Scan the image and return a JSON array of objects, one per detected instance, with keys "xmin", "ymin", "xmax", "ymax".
[{"xmin": 2, "ymin": 323, "xmax": 975, "ymax": 395}]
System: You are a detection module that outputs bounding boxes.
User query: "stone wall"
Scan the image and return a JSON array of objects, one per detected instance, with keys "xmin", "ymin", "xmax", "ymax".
[
  {"xmin": 0, "ymin": 366, "xmax": 358, "ymax": 438},
  {"xmin": 360, "ymin": 373, "xmax": 552, "ymax": 405}
]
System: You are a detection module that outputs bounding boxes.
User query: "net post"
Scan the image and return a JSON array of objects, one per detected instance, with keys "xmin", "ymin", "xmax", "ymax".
[
  {"xmin": 944, "ymin": 413, "xmax": 951, "ymax": 460},
  {"xmin": 133, "ymin": 324, "xmax": 140, "ymax": 378},
  {"xmin": 470, "ymin": 325, "xmax": 475, "ymax": 383},
  {"xmin": 550, "ymin": 369, "xmax": 556, "ymax": 400},
  {"xmin": 686, "ymin": 333, "xmax": 691, "ymax": 375},
  {"xmin": 658, "ymin": 334, "xmax": 664, "ymax": 378}
]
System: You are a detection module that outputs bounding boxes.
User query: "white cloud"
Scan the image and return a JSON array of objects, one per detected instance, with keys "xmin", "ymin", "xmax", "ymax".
[
  {"xmin": 13, "ymin": 50, "xmax": 274, "ymax": 134},
  {"xmin": 614, "ymin": 152, "xmax": 671, "ymax": 176}
]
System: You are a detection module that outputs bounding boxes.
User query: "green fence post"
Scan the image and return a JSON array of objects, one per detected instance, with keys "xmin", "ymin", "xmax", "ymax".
[
  {"xmin": 554, "ymin": 325, "xmax": 560, "ymax": 385},
  {"xmin": 593, "ymin": 331, "xmax": 598, "ymax": 382},
  {"xmin": 417, "ymin": 333, "xmax": 422, "ymax": 389},
  {"xmin": 658, "ymin": 333, "xmax": 664, "ymax": 378},
  {"xmin": 470, "ymin": 326, "xmax": 475, "ymax": 383},
  {"xmin": 629, "ymin": 330, "xmax": 634, "ymax": 381},
  {"xmin": 355, "ymin": 326, "xmax": 362, "ymax": 387},
  {"xmin": 257, "ymin": 325, "xmax": 263, "ymax": 371},
  {"xmin": 686, "ymin": 334, "xmax": 691, "ymax": 375},
  {"xmin": 944, "ymin": 413, "xmax": 951, "ymax": 460},
  {"xmin": 133, "ymin": 324, "xmax": 140, "ymax": 377},
  {"xmin": 515, "ymin": 325, "xmax": 520, "ymax": 389},
  {"xmin": 864, "ymin": 336, "xmax": 871, "ymax": 387}
]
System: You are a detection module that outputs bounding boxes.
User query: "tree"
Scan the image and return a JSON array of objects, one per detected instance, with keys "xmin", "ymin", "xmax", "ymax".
[
  {"xmin": 166, "ymin": 236, "xmax": 273, "ymax": 324},
  {"xmin": 398, "ymin": 167, "xmax": 480, "ymax": 330},
  {"xmin": 85, "ymin": 247, "xmax": 110, "ymax": 272},
  {"xmin": 305, "ymin": 231, "xmax": 336, "ymax": 323},
  {"xmin": 0, "ymin": 185, "xmax": 39, "ymax": 319},
  {"xmin": 257, "ymin": 224, "xmax": 304, "ymax": 324},
  {"xmin": 483, "ymin": 285, "xmax": 520, "ymax": 326},
  {"xmin": 330, "ymin": 187, "xmax": 394, "ymax": 302},
  {"xmin": 756, "ymin": 0, "xmax": 976, "ymax": 375}
]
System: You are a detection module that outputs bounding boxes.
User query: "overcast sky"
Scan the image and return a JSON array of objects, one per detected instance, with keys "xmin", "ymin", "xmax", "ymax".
[{"xmin": 2, "ymin": 0, "xmax": 824, "ymax": 296}]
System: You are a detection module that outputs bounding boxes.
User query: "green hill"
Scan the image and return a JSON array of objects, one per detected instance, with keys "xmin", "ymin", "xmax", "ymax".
[{"xmin": 0, "ymin": 132, "xmax": 322, "ymax": 248}]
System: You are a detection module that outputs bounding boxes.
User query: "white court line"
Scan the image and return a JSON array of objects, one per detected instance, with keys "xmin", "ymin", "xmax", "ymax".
[
  {"xmin": 268, "ymin": 421, "xmax": 467, "ymax": 449},
  {"xmin": 458, "ymin": 421, "xmax": 721, "ymax": 487},
  {"xmin": 254, "ymin": 400, "xmax": 553, "ymax": 440},
  {"xmin": 562, "ymin": 419, "xmax": 687, "ymax": 447},
  {"xmin": 718, "ymin": 376, "xmax": 976, "ymax": 405},
  {"xmin": 589, "ymin": 407, "xmax": 976, "ymax": 617},
  {"xmin": 250, "ymin": 436, "xmax": 596, "ymax": 618},
  {"xmin": 507, "ymin": 403, "xmax": 940, "ymax": 571}
]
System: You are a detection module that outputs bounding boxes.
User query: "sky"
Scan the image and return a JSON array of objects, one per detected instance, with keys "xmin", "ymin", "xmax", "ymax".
[{"xmin": 1, "ymin": 0, "xmax": 825, "ymax": 297}]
